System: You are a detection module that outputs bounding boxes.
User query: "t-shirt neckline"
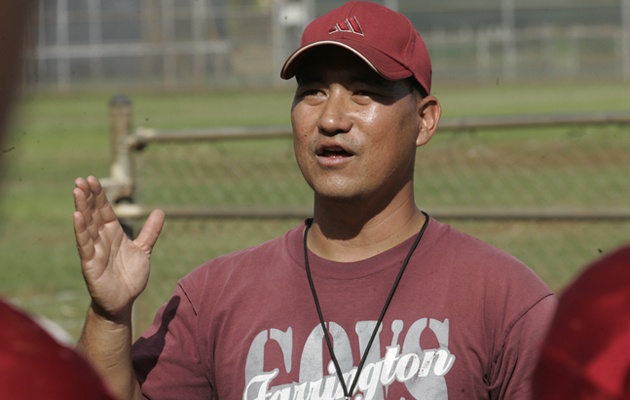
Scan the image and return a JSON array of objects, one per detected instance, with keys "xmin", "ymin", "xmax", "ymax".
[{"xmin": 287, "ymin": 217, "xmax": 436, "ymax": 280}]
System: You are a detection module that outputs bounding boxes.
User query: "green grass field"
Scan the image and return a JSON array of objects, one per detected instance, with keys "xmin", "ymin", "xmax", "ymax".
[{"xmin": 1, "ymin": 79, "xmax": 629, "ymax": 339}]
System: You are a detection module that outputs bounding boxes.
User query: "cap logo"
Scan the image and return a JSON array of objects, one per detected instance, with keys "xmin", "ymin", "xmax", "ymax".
[{"xmin": 328, "ymin": 16, "xmax": 364, "ymax": 36}]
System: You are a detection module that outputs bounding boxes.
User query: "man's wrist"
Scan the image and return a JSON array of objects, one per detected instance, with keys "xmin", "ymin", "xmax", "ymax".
[{"xmin": 88, "ymin": 301, "xmax": 133, "ymax": 330}]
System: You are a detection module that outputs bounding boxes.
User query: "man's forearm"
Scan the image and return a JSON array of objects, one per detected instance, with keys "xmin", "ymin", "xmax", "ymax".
[{"xmin": 78, "ymin": 305, "xmax": 143, "ymax": 400}]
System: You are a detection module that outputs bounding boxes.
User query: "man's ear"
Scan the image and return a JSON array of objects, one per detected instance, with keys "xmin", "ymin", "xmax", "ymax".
[{"xmin": 416, "ymin": 95, "xmax": 442, "ymax": 147}]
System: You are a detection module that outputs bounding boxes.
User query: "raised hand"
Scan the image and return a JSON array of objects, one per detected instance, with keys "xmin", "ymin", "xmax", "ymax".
[{"xmin": 73, "ymin": 176, "xmax": 165, "ymax": 323}]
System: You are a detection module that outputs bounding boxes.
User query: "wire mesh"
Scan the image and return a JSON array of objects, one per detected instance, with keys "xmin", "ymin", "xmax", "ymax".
[
  {"xmin": 129, "ymin": 123, "xmax": 630, "ymax": 334},
  {"xmin": 415, "ymin": 124, "xmax": 630, "ymax": 209},
  {"xmin": 136, "ymin": 137, "xmax": 310, "ymax": 208}
]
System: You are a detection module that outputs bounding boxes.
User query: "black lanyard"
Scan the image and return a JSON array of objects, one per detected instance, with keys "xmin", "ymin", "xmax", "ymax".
[{"xmin": 303, "ymin": 212, "xmax": 429, "ymax": 399}]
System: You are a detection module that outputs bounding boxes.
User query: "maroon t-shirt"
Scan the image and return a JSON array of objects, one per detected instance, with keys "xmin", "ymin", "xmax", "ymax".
[{"xmin": 133, "ymin": 217, "xmax": 556, "ymax": 400}]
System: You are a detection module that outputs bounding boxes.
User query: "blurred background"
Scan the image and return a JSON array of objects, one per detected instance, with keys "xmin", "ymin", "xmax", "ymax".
[
  {"xmin": 21, "ymin": 0, "xmax": 630, "ymax": 90},
  {"xmin": 1, "ymin": 0, "xmax": 629, "ymax": 340}
]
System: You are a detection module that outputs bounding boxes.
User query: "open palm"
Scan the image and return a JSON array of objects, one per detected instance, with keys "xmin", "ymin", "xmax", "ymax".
[{"xmin": 73, "ymin": 176, "xmax": 165, "ymax": 322}]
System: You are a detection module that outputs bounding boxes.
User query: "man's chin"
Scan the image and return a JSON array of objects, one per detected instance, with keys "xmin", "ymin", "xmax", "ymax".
[{"xmin": 314, "ymin": 187, "xmax": 369, "ymax": 204}]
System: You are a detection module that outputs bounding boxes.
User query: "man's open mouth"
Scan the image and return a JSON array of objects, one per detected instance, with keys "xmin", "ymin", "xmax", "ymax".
[{"xmin": 317, "ymin": 145, "xmax": 353, "ymax": 158}]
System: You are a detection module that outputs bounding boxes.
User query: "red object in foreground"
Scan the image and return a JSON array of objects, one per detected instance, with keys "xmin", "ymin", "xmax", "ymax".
[
  {"xmin": 533, "ymin": 245, "xmax": 630, "ymax": 400},
  {"xmin": 0, "ymin": 299, "xmax": 115, "ymax": 400}
]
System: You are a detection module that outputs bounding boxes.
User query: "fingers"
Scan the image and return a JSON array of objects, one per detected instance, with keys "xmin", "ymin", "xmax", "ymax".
[
  {"xmin": 73, "ymin": 184, "xmax": 99, "ymax": 243},
  {"xmin": 134, "ymin": 209, "xmax": 166, "ymax": 257},
  {"xmin": 74, "ymin": 176, "xmax": 119, "ymax": 239},
  {"xmin": 86, "ymin": 175, "xmax": 118, "ymax": 225},
  {"xmin": 73, "ymin": 210, "xmax": 95, "ymax": 262},
  {"xmin": 74, "ymin": 176, "xmax": 166, "ymax": 262}
]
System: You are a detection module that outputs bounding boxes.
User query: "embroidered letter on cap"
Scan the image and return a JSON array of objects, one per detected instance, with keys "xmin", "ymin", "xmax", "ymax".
[{"xmin": 328, "ymin": 16, "xmax": 364, "ymax": 36}]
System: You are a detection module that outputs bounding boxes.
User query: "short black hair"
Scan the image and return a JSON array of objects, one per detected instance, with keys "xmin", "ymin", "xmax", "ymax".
[{"xmin": 406, "ymin": 77, "xmax": 428, "ymax": 99}]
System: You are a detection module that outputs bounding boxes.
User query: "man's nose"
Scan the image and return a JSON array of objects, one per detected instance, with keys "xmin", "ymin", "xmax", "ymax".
[{"xmin": 317, "ymin": 89, "xmax": 352, "ymax": 136}]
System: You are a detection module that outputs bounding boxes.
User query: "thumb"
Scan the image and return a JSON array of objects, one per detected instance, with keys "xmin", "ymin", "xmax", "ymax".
[{"xmin": 134, "ymin": 209, "xmax": 166, "ymax": 256}]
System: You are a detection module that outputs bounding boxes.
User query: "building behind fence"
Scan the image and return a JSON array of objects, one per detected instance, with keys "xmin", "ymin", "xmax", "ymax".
[{"xmin": 25, "ymin": 0, "xmax": 630, "ymax": 92}]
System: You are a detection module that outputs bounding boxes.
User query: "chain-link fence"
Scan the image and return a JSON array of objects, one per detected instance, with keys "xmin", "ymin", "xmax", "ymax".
[
  {"xmin": 102, "ymin": 99, "xmax": 630, "ymax": 332},
  {"xmin": 26, "ymin": 0, "xmax": 630, "ymax": 91}
]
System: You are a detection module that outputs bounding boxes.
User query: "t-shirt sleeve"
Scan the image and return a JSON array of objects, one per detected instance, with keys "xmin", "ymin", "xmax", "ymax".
[
  {"xmin": 132, "ymin": 283, "xmax": 211, "ymax": 400},
  {"xmin": 488, "ymin": 293, "xmax": 558, "ymax": 400}
]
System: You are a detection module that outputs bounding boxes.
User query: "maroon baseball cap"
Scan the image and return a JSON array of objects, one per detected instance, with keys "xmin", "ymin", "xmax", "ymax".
[{"xmin": 280, "ymin": 1, "xmax": 432, "ymax": 94}]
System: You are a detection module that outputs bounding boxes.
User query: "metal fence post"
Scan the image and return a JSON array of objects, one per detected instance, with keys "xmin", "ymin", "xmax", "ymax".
[
  {"xmin": 623, "ymin": 0, "xmax": 630, "ymax": 81},
  {"xmin": 109, "ymin": 95, "xmax": 133, "ymax": 185},
  {"xmin": 104, "ymin": 95, "xmax": 135, "ymax": 238}
]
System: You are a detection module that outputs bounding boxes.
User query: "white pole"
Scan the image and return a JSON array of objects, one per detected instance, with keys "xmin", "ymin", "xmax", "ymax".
[
  {"xmin": 37, "ymin": 0, "xmax": 46, "ymax": 87},
  {"xmin": 384, "ymin": 0, "xmax": 399, "ymax": 12},
  {"xmin": 161, "ymin": 0, "xmax": 177, "ymax": 89},
  {"xmin": 192, "ymin": 0, "xmax": 207, "ymax": 84},
  {"xmin": 272, "ymin": 0, "xmax": 286, "ymax": 86},
  {"xmin": 501, "ymin": 0, "xmax": 516, "ymax": 80},
  {"xmin": 622, "ymin": 0, "xmax": 630, "ymax": 81},
  {"xmin": 88, "ymin": 0, "xmax": 103, "ymax": 83},
  {"xmin": 56, "ymin": 0, "xmax": 71, "ymax": 92}
]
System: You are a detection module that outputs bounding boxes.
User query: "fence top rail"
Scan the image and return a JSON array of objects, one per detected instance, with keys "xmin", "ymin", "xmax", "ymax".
[
  {"xmin": 133, "ymin": 125, "xmax": 292, "ymax": 146},
  {"xmin": 111, "ymin": 203, "xmax": 630, "ymax": 221},
  {"xmin": 130, "ymin": 111, "xmax": 630, "ymax": 146},
  {"xmin": 439, "ymin": 111, "xmax": 630, "ymax": 131}
]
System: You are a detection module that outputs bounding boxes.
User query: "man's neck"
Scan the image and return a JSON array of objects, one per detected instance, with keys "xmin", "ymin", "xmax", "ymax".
[{"xmin": 307, "ymin": 192, "xmax": 426, "ymax": 263}]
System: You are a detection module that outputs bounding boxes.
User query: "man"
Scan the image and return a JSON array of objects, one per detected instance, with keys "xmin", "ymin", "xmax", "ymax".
[{"xmin": 73, "ymin": 2, "xmax": 556, "ymax": 399}]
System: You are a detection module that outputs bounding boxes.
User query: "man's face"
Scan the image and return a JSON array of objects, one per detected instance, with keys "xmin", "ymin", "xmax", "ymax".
[{"xmin": 291, "ymin": 47, "xmax": 427, "ymax": 204}]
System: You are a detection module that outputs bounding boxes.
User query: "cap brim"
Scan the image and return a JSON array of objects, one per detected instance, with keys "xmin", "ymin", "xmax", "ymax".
[{"xmin": 280, "ymin": 39, "xmax": 413, "ymax": 81}]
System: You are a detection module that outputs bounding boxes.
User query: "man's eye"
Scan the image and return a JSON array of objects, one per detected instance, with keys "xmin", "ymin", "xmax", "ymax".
[
  {"xmin": 355, "ymin": 89, "xmax": 383, "ymax": 99},
  {"xmin": 353, "ymin": 90, "xmax": 380, "ymax": 103},
  {"xmin": 300, "ymin": 89, "xmax": 322, "ymax": 97}
]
